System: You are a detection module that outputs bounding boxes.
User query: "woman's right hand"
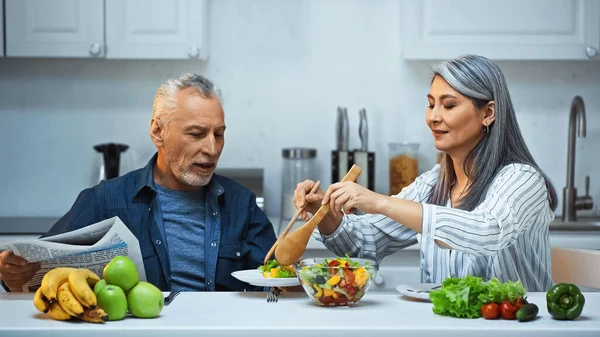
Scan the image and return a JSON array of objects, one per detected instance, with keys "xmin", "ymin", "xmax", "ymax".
[{"xmin": 293, "ymin": 179, "xmax": 325, "ymax": 221}]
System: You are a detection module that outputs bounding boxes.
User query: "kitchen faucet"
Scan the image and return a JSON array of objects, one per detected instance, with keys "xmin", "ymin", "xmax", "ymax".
[{"xmin": 562, "ymin": 95, "xmax": 593, "ymax": 222}]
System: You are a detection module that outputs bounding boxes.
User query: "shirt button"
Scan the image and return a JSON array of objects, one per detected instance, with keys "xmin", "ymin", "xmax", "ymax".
[
  {"xmin": 235, "ymin": 252, "xmax": 241, "ymax": 257},
  {"xmin": 148, "ymin": 207, "xmax": 151, "ymax": 211},
  {"xmin": 212, "ymin": 212, "xmax": 217, "ymax": 216},
  {"xmin": 211, "ymin": 242, "xmax": 217, "ymax": 247},
  {"xmin": 156, "ymin": 240, "xmax": 162, "ymax": 245},
  {"xmin": 207, "ymin": 280, "xmax": 212, "ymax": 285}
]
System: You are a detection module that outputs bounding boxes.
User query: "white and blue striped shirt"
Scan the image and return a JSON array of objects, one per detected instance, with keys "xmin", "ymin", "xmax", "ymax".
[{"xmin": 313, "ymin": 163, "xmax": 555, "ymax": 292}]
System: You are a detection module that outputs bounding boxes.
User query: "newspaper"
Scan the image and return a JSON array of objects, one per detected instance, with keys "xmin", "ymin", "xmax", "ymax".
[{"xmin": 0, "ymin": 216, "xmax": 146, "ymax": 293}]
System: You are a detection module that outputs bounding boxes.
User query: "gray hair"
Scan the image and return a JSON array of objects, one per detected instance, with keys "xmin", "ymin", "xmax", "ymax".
[
  {"xmin": 427, "ymin": 54, "xmax": 558, "ymax": 211},
  {"xmin": 152, "ymin": 73, "xmax": 224, "ymax": 128}
]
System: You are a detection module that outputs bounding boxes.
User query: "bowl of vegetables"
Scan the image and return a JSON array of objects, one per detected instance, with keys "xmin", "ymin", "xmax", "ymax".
[{"xmin": 294, "ymin": 256, "xmax": 377, "ymax": 307}]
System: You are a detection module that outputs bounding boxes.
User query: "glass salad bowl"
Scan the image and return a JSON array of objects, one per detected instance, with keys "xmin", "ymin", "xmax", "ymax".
[{"xmin": 294, "ymin": 257, "xmax": 378, "ymax": 307}]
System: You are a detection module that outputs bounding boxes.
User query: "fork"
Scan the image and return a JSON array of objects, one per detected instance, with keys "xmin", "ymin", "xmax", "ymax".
[
  {"xmin": 266, "ymin": 287, "xmax": 280, "ymax": 303},
  {"xmin": 164, "ymin": 289, "xmax": 181, "ymax": 306},
  {"xmin": 407, "ymin": 285, "xmax": 442, "ymax": 293}
]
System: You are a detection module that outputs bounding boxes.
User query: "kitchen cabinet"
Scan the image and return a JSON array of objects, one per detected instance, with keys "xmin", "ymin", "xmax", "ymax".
[
  {"xmin": 4, "ymin": 0, "xmax": 208, "ymax": 60},
  {"xmin": 5, "ymin": 0, "xmax": 105, "ymax": 58},
  {"xmin": 0, "ymin": 1, "xmax": 4, "ymax": 57},
  {"xmin": 105, "ymin": 0, "xmax": 208, "ymax": 60},
  {"xmin": 401, "ymin": 0, "xmax": 600, "ymax": 60}
]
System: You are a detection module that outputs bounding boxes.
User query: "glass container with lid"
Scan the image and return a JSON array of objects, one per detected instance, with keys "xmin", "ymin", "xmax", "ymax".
[{"xmin": 280, "ymin": 148, "xmax": 317, "ymax": 234}]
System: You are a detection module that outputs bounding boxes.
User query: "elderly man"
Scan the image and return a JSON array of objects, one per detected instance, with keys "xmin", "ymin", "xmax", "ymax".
[{"xmin": 0, "ymin": 73, "xmax": 277, "ymax": 292}]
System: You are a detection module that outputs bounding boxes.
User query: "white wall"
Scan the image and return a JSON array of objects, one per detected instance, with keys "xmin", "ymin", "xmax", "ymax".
[{"xmin": 0, "ymin": 0, "xmax": 599, "ymax": 220}]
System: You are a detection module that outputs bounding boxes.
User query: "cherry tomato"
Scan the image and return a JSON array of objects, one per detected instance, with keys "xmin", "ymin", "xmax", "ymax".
[
  {"xmin": 481, "ymin": 302, "xmax": 500, "ymax": 319},
  {"xmin": 500, "ymin": 301, "xmax": 518, "ymax": 320},
  {"xmin": 514, "ymin": 297, "xmax": 527, "ymax": 310}
]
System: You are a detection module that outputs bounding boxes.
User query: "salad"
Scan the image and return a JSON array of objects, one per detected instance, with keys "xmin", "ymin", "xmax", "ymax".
[
  {"xmin": 297, "ymin": 256, "xmax": 375, "ymax": 306},
  {"xmin": 258, "ymin": 259, "xmax": 296, "ymax": 278}
]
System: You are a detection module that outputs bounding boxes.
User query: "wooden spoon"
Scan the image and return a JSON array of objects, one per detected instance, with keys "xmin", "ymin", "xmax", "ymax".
[
  {"xmin": 263, "ymin": 180, "xmax": 321, "ymax": 265},
  {"xmin": 274, "ymin": 164, "xmax": 362, "ymax": 266}
]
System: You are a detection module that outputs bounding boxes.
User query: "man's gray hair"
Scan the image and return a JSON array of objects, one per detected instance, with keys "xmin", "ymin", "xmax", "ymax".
[{"xmin": 152, "ymin": 73, "xmax": 224, "ymax": 127}]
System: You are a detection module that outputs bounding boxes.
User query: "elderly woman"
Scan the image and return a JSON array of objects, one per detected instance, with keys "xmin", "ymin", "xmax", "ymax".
[{"xmin": 294, "ymin": 54, "xmax": 558, "ymax": 292}]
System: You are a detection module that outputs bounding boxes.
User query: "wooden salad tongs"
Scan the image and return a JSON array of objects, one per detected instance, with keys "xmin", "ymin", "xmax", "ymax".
[
  {"xmin": 272, "ymin": 164, "xmax": 362, "ymax": 266},
  {"xmin": 263, "ymin": 181, "xmax": 322, "ymax": 265}
]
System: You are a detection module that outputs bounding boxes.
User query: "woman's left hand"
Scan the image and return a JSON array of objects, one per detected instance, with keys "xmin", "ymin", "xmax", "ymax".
[{"xmin": 322, "ymin": 182, "xmax": 387, "ymax": 218}]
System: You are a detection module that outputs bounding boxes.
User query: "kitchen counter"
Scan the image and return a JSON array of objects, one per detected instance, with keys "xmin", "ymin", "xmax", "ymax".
[{"xmin": 0, "ymin": 291, "xmax": 598, "ymax": 337}]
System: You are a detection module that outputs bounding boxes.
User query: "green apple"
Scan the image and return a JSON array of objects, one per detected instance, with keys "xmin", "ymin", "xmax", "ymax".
[
  {"xmin": 127, "ymin": 281, "xmax": 164, "ymax": 318},
  {"xmin": 97, "ymin": 284, "xmax": 128, "ymax": 321},
  {"xmin": 94, "ymin": 279, "xmax": 107, "ymax": 296},
  {"xmin": 103, "ymin": 256, "xmax": 139, "ymax": 292}
]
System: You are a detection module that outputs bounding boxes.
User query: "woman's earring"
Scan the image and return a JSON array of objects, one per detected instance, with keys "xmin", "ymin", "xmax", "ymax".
[{"xmin": 486, "ymin": 124, "xmax": 489, "ymax": 133}]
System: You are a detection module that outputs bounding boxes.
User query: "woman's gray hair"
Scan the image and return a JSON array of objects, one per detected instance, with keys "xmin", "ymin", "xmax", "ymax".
[
  {"xmin": 427, "ymin": 54, "xmax": 558, "ymax": 211},
  {"xmin": 152, "ymin": 73, "xmax": 224, "ymax": 129}
]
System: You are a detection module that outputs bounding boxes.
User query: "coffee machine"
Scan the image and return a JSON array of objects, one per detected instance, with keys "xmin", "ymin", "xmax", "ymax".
[{"xmin": 94, "ymin": 143, "xmax": 129, "ymax": 182}]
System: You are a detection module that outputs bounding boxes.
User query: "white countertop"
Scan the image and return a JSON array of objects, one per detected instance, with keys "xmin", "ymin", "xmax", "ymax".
[{"xmin": 0, "ymin": 291, "xmax": 598, "ymax": 336}]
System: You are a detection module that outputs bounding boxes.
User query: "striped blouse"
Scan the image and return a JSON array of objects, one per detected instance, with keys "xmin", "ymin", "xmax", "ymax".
[{"xmin": 313, "ymin": 163, "xmax": 556, "ymax": 292}]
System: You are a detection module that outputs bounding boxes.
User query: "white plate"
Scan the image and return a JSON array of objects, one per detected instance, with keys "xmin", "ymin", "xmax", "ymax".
[
  {"xmin": 396, "ymin": 283, "xmax": 442, "ymax": 301},
  {"xmin": 231, "ymin": 269, "xmax": 301, "ymax": 287}
]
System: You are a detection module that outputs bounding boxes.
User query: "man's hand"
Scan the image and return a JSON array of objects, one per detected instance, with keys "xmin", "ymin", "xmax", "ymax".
[{"xmin": 0, "ymin": 250, "xmax": 41, "ymax": 292}]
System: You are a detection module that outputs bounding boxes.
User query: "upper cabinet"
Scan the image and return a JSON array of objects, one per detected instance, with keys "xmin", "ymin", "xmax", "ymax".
[
  {"xmin": 5, "ymin": 0, "xmax": 104, "ymax": 58},
  {"xmin": 3, "ymin": 0, "xmax": 208, "ymax": 60},
  {"xmin": 105, "ymin": 0, "xmax": 208, "ymax": 60},
  {"xmin": 401, "ymin": 0, "xmax": 600, "ymax": 60},
  {"xmin": 1, "ymin": 1, "xmax": 4, "ymax": 57}
]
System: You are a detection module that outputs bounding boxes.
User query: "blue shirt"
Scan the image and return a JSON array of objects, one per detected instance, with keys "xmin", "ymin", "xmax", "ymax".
[
  {"xmin": 156, "ymin": 183, "xmax": 206, "ymax": 292},
  {"xmin": 40, "ymin": 153, "xmax": 276, "ymax": 292}
]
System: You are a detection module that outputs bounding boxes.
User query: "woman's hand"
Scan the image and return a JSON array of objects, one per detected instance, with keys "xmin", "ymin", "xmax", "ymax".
[
  {"xmin": 322, "ymin": 182, "xmax": 388, "ymax": 218},
  {"xmin": 293, "ymin": 180, "xmax": 326, "ymax": 221}
]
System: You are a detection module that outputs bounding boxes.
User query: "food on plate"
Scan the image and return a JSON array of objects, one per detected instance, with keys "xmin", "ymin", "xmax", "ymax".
[
  {"xmin": 258, "ymin": 259, "xmax": 296, "ymax": 278},
  {"xmin": 296, "ymin": 256, "xmax": 376, "ymax": 307},
  {"xmin": 546, "ymin": 283, "xmax": 585, "ymax": 320},
  {"xmin": 429, "ymin": 275, "xmax": 526, "ymax": 319}
]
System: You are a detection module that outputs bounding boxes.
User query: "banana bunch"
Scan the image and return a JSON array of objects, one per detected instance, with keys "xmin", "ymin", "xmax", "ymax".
[{"xmin": 34, "ymin": 267, "xmax": 108, "ymax": 323}]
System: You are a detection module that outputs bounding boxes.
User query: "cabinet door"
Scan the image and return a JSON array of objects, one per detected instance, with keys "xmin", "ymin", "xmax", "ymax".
[
  {"xmin": 401, "ymin": 0, "xmax": 600, "ymax": 60},
  {"xmin": 105, "ymin": 0, "xmax": 208, "ymax": 59},
  {"xmin": 5, "ymin": 0, "xmax": 104, "ymax": 58},
  {"xmin": 0, "ymin": 1, "xmax": 4, "ymax": 57}
]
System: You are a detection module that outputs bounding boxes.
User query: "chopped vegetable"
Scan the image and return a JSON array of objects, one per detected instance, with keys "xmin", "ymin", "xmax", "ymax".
[
  {"xmin": 546, "ymin": 283, "xmax": 585, "ymax": 320},
  {"xmin": 429, "ymin": 275, "xmax": 526, "ymax": 319},
  {"xmin": 297, "ymin": 256, "xmax": 375, "ymax": 306},
  {"xmin": 258, "ymin": 259, "xmax": 296, "ymax": 278}
]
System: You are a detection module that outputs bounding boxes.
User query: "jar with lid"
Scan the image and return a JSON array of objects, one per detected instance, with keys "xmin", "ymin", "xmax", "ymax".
[
  {"xmin": 280, "ymin": 148, "xmax": 317, "ymax": 234},
  {"xmin": 388, "ymin": 142, "xmax": 419, "ymax": 195}
]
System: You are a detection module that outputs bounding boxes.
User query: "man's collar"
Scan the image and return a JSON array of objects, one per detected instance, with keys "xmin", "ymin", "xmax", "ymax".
[{"xmin": 134, "ymin": 152, "xmax": 225, "ymax": 197}]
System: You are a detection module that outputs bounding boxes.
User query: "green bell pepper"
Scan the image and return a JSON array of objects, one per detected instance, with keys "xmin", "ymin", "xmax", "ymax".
[{"xmin": 546, "ymin": 283, "xmax": 585, "ymax": 320}]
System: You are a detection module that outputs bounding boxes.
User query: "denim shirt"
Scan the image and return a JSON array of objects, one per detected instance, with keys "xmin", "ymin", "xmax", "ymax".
[{"xmin": 40, "ymin": 153, "xmax": 276, "ymax": 292}]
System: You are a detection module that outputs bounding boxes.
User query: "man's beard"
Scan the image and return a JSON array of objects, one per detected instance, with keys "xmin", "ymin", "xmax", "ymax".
[{"xmin": 165, "ymin": 147, "xmax": 213, "ymax": 187}]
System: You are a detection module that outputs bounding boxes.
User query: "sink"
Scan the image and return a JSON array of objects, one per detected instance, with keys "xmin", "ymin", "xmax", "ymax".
[{"xmin": 550, "ymin": 216, "xmax": 600, "ymax": 232}]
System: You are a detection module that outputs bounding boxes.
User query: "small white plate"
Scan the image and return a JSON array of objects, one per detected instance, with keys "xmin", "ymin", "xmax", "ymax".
[
  {"xmin": 396, "ymin": 283, "xmax": 442, "ymax": 301},
  {"xmin": 231, "ymin": 269, "xmax": 301, "ymax": 287}
]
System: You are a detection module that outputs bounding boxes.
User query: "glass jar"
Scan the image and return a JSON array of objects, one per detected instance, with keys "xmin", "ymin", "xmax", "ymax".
[
  {"xmin": 388, "ymin": 142, "xmax": 419, "ymax": 195},
  {"xmin": 280, "ymin": 148, "xmax": 317, "ymax": 234}
]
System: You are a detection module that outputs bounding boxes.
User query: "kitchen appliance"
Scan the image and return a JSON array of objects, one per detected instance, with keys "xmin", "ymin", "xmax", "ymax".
[
  {"xmin": 94, "ymin": 143, "xmax": 129, "ymax": 182},
  {"xmin": 280, "ymin": 148, "xmax": 318, "ymax": 234}
]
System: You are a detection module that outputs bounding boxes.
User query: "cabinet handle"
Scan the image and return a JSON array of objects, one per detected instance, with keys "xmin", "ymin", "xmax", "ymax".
[
  {"xmin": 89, "ymin": 43, "xmax": 102, "ymax": 57},
  {"xmin": 586, "ymin": 46, "xmax": 598, "ymax": 59},
  {"xmin": 188, "ymin": 46, "xmax": 200, "ymax": 59}
]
